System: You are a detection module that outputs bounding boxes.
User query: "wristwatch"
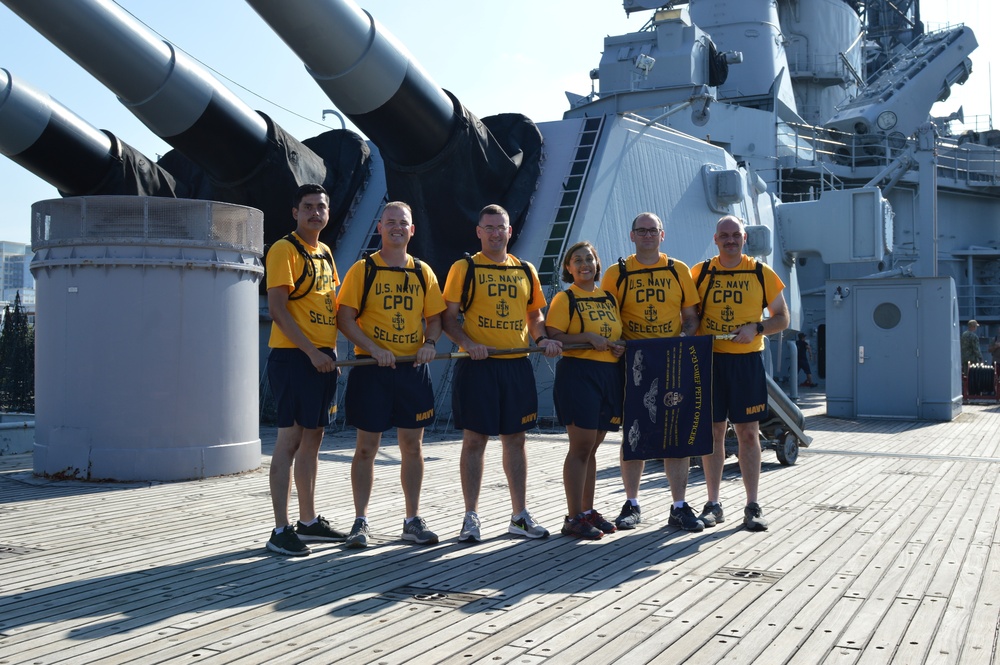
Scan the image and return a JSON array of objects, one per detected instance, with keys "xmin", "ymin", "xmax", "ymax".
[{"xmin": 755, "ymin": 322, "xmax": 765, "ymax": 335}]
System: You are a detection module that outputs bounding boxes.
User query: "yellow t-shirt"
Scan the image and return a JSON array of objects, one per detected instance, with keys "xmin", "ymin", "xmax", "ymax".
[
  {"xmin": 442, "ymin": 253, "xmax": 547, "ymax": 356},
  {"xmin": 266, "ymin": 233, "xmax": 339, "ymax": 349},
  {"xmin": 546, "ymin": 284, "xmax": 623, "ymax": 363},
  {"xmin": 337, "ymin": 253, "xmax": 446, "ymax": 356},
  {"xmin": 601, "ymin": 253, "xmax": 699, "ymax": 340},
  {"xmin": 691, "ymin": 255, "xmax": 785, "ymax": 354}
]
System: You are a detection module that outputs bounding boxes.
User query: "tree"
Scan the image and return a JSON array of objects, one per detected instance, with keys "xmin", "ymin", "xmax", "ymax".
[{"xmin": 0, "ymin": 292, "xmax": 34, "ymax": 413}]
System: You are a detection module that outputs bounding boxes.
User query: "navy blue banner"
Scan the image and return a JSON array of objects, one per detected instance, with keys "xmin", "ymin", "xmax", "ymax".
[{"xmin": 623, "ymin": 336, "xmax": 714, "ymax": 460}]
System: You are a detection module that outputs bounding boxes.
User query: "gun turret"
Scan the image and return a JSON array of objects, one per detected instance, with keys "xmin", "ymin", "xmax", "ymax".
[
  {"xmin": 0, "ymin": 68, "xmax": 178, "ymax": 198},
  {"xmin": 246, "ymin": 0, "xmax": 542, "ymax": 275},
  {"xmin": 2, "ymin": 0, "xmax": 369, "ymax": 251}
]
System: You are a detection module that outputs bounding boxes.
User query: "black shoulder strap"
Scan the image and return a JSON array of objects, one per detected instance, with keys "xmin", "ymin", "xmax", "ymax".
[
  {"xmin": 616, "ymin": 256, "xmax": 680, "ymax": 306},
  {"xmin": 459, "ymin": 254, "xmax": 477, "ymax": 314},
  {"xmin": 356, "ymin": 253, "xmax": 428, "ymax": 317},
  {"xmin": 284, "ymin": 233, "xmax": 333, "ymax": 302},
  {"xmin": 695, "ymin": 258, "xmax": 768, "ymax": 312},
  {"xmin": 755, "ymin": 261, "xmax": 768, "ymax": 310},
  {"xmin": 566, "ymin": 288, "xmax": 617, "ymax": 334},
  {"xmin": 459, "ymin": 254, "xmax": 533, "ymax": 313}
]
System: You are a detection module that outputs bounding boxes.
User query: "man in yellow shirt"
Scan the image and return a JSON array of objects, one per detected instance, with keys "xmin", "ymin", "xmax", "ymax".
[
  {"xmin": 337, "ymin": 202, "xmax": 446, "ymax": 548},
  {"xmin": 442, "ymin": 204, "xmax": 562, "ymax": 542},
  {"xmin": 691, "ymin": 215, "xmax": 788, "ymax": 531},
  {"xmin": 265, "ymin": 184, "xmax": 346, "ymax": 556},
  {"xmin": 601, "ymin": 213, "xmax": 702, "ymax": 531}
]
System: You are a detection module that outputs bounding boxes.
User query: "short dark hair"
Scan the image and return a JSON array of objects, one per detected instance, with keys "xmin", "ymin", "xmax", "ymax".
[
  {"xmin": 479, "ymin": 204, "xmax": 509, "ymax": 223},
  {"xmin": 293, "ymin": 184, "xmax": 329, "ymax": 208},
  {"xmin": 561, "ymin": 241, "xmax": 602, "ymax": 283}
]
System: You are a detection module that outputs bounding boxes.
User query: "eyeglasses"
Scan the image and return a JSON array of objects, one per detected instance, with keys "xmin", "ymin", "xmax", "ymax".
[
  {"xmin": 632, "ymin": 227, "xmax": 662, "ymax": 236},
  {"xmin": 479, "ymin": 225, "xmax": 509, "ymax": 234}
]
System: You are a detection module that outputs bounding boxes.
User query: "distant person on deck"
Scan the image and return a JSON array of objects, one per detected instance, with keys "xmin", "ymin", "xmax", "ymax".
[
  {"xmin": 797, "ymin": 332, "xmax": 816, "ymax": 387},
  {"xmin": 961, "ymin": 319, "xmax": 983, "ymax": 374},
  {"xmin": 264, "ymin": 184, "xmax": 347, "ymax": 557}
]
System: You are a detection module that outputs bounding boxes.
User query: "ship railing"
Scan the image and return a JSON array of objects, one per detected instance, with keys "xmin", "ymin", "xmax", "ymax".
[
  {"xmin": 935, "ymin": 137, "xmax": 1000, "ymax": 188},
  {"xmin": 778, "ymin": 120, "xmax": 1000, "ymax": 188},
  {"xmin": 957, "ymin": 283, "xmax": 1000, "ymax": 323}
]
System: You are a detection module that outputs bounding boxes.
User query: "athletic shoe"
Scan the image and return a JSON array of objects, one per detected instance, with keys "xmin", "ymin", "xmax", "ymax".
[
  {"xmin": 698, "ymin": 502, "xmax": 724, "ymax": 528},
  {"xmin": 561, "ymin": 513, "xmax": 603, "ymax": 540},
  {"xmin": 668, "ymin": 502, "xmax": 705, "ymax": 532},
  {"xmin": 345, "ymin": 518, "xmax": 370, "ymax": 549},
  {"xmin": 799, "ymin": 381, "xmax": 818, "ymax": 387},
  {"xmin": 743, "ymin": 502, "xmax": 769, "ymax": 531},
  {"xmin": 266, "ymin": 527, "xmax": 311, "ymax": 556},
  {"xmin": 508, "ymin": 511, "xmax": 550, "ymax": 539},
  {"xmin": 459, "ymin": 512, "xmax": 482, "ymax": 543},
  {"xmin": 401, "ymin": 516, "xmax": 439, "ymax": 544},
  {"xmin": 585, "ymin": 510, "xmax": 617, "ymax": 534},
  {"xmin": 615, "ymin": 501, "xmax": 642, "ymax": 530},
  {"xmin": 295, "ymin": 515, "xmax": 347, "ymax": 541}
]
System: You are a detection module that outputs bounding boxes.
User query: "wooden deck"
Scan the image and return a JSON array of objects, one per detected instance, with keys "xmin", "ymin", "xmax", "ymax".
[{"xmin": 1, "ymin": 392, "xmax": 999, "ymax": 664}]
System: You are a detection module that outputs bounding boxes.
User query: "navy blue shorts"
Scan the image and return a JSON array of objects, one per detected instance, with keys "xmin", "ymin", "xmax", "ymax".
[
  {"xmin": 712, "ymin": 351, "xmax": 768, "ymax": 423},
  {"xmin": 267, "ymin": 347, "xmax": 338, "ymax": 429},
  {"xmin": 553, "ymin": 357, "xmax": 623, "ymax": 431},
  {"xmin": 452, "ymin": 357, "xmax": 537, "ymax": 436},
  {"xmin": 344, "ymin": 361, "xmax": 435, "ymax": 432}
]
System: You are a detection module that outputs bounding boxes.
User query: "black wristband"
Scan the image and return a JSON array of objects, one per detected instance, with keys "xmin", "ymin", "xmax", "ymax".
[
  {"xmin": 424, "ymin": 339, "xmax": 437, "ymax": 346},
  {"xmin": 535, "ymin": 335, "xmax": 549, "ymax": 345}
]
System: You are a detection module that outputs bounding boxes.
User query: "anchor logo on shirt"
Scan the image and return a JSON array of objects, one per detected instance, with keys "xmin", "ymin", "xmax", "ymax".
[
  {"xmin": 496, "ymin": 298, "xmax": 509, "ymax": 318},
  {"xmin": 644, "ymin": 304, "xmax": 658, "ymax": 323},
  {"xmin": 325, "ymin": 294, "xmax": 334, "ymax": 312},
  {"xmin": 721, "ymin": 305, "xmax": 735, "ymax": 323},
  {"xmin": 601, "ymin": 322, "xmax": 613, "ymax": 338},
  {"xmin": 392, "ymin": 311, "xmax": 405, "ymax": 331}
]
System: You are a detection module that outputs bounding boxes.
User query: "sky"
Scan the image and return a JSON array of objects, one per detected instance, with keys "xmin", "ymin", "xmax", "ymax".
[{"xmin": 0, "ymin": 0, "xmax": 995, "ymax": 244}]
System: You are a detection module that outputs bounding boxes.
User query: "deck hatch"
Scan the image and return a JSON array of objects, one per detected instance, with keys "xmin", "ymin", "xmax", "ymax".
[
  {"xmin": 381, "ymin": 586, "xmax": 487, "ymax": 608},
  {"xmin": 710, "ymin": 567, "xmax": 785, "ymax": 583}
]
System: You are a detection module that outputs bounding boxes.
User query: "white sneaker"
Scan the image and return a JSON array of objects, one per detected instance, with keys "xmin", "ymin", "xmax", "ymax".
[
  {"xmin": 508, "ymin": 510, "xmax": 549, "ymax": 539},
  {"xmin": 458, "ymin": 512, "xmax": 482, "ymax": 542}
]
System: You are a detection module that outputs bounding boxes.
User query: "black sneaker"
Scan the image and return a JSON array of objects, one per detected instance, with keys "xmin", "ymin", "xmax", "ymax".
[
  {"xmin": 345, "ymin": 518, "xmax": 370, "ymax": 549},
  {"xmin": 267, "ymin": 527, "xmax": 311, "ymax": 556},
  {"xmin": 296, "ymin": 515, "xmax": 347, "ymax": 541},
  {"xmin": 585, "ymin": 510, "xmax": 617, "ymax": 534},
  {"xmin": 668, "ymin": 502, "xmax": 705, "ymax": 532},
  {"xmin": 698, "ymin": 502, "xmax": 724, "ymax": 528},
  {"xmin": 743, "ymin": 502, "xmax": 769, "ymax": 531},
  {"xmin": 614, "ymin": 501, "xmax": 642, "ymax": 530},
  {"xmin": 561, "ymin": 513, "xmax": 603, "ymax": 540}
]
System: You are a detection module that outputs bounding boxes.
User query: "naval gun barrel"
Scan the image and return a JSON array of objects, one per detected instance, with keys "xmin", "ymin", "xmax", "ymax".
[
  {"xmin": 246, "ymin": 0, "xmax": 543, "ymax": 275},
  {"xmin": 245, "ymin": 0, "xmax": 455, "ymax": 168},
  {"xmin": 1, "ymin": 0, "xmax": 270, "ymax": 185},
  {"xmin": 0, "ymin": 68, "xmax": 177, "ymax": 197}
]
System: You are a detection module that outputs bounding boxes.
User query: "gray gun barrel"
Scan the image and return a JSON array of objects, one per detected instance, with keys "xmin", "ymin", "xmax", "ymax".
[
  {"xmin": 245, "ymin": 0, "xmax": 456, "ymax": 167},
  {"xmin": 0, "ymin": 68, "xmax": 114, "ymax": 194},
  {"xmin": 1, "ymin": 0, "xmax": 269, "ymax": 184}
]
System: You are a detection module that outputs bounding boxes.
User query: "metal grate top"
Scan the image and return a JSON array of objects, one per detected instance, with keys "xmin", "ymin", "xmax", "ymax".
[{"xmin": 30, "ymin": 196, "xmax": 264, "ymax": 256}]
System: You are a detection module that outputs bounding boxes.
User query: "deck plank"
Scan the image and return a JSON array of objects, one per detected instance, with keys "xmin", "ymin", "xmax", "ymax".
[{"xmin": 3, "ymin": 403, "xmax": 1000, "ymax": 664}]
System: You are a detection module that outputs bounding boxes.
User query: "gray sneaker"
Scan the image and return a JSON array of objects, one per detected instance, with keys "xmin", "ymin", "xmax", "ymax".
[
  {"xmin": 458, "ymin": 512, "xmax": 482, "ymax": 543},
  {"xmin": 402, "ymin": 516, "xmax": 439, "ymax": 544},
  {"xmin": 699, "ymin": 502, "xmax": 724, "ymax": 528},
  {"xmin": 743, "ymin": 502, "xmax": 769, "ymax": 532},
  {"xmin": 508, "ymin": 511, "xmax": 549, "ymax": 539},
  {"xmin": 345, "ymin": 518, "xmax": 370, "ymax": 549}
]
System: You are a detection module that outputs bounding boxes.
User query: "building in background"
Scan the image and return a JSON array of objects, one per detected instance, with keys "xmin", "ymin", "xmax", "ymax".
[{"xmin": 0, "ymin": 241, "xmax": 34, "ymax": 322}]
